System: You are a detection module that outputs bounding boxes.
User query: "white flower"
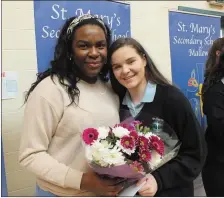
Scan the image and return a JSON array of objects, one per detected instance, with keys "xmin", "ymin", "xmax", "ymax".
[
  {"xmin": 97, "ymin": 127, "xmax": 110, "ymax": 139},
  {"xmin": 116, "ymin": 140, "xmax": 135, "ymax": 156},
  {"xmin": 85, "ymin": 140, "xmax": 125, "ymax": 167},
  {"xmin": 85, "ymin": 141, "xmax": 103, "ymax": 162},
  {"xmin": 100, "ymin": 140, "xmax": 113, "ymax": 149},
  {"xmin": 148, "ymin": 150, "xmax": 162, "ymax": 169},
  {"xmin": 112, "ymin": 126, "xmax": 130, "ymax": 138},
  {"xmin": 103, "ymin": 146, "xmax": 126, "ymax": 166},
  {"xmin": 144, "ymin": 132, "xmax": 154, "ymax": 138}
]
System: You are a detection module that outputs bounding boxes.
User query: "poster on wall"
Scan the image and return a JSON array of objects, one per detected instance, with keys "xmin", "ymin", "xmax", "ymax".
[
  {"xmin": 2, "ymin": 71, "xmax": 18, "ymax": 100},
  {"xmin": 34, "ymin": 1, "xmax": 130, "ymax": 73},
  {"xmin": 169, "ymin": 11, "xmax": 221, "ymax": 130}
]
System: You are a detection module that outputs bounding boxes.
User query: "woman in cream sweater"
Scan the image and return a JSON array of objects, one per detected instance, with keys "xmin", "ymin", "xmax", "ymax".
[{"xmin": 19, "ymin": 14, "xmax": 123, "ymax": 197}]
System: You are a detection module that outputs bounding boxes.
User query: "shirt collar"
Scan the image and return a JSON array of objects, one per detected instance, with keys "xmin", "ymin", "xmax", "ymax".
[
  {"xmin": 221, "ymin": 77, "xmax": 224, "ymax": 85},
  {"xmin": 122, "ymin": 82, "xmax": 157, "ymax": 105}
]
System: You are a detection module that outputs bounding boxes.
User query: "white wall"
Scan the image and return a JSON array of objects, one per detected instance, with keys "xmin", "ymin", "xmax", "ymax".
[
  {"xmin": 2, "ymin": 1, "xmax": 37, "ymax": 196},
  {"xmin": 2, "ymin": 1, "xmax": 223, "ymax": 196}
]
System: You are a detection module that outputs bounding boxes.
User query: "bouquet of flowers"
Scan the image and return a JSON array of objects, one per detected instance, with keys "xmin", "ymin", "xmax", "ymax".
[{"xmin": 82, "ymin": 113, "xmax": 181, "ymax": 196}]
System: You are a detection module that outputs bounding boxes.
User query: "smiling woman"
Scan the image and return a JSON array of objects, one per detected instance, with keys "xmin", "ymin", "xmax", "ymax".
[
  {"xmin": 19, "ymin": 14, "xmax": 124, "ymax": 197},
  {"xmin": 72, "ymin": 24, "xmax": 108, "ymax": 79},
  {"xmin": 108, "ymin": 37, "xmax": 207, "ymax": 197},
  {"xmin": 111, "ymin": 46, "xmax": 147, "ymax": 104}
]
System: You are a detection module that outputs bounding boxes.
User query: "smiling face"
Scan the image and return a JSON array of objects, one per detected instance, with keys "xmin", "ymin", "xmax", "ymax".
[
  {"xmin": 111, "ymin": 45, "xmax": 147, "ymax": 90},
  {"xmin": 72, "ymin": 24, "xmax": 107, "ymax": 77}
]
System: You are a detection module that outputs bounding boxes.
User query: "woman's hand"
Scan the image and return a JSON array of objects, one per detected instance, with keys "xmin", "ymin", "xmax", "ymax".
[
  {"xmin": 80, "ymin": 172, "xmax": 124, "ymax": 196},
  {"xmin": 137, "ymin": 174, "xmax": 158, "ymax": 196}
]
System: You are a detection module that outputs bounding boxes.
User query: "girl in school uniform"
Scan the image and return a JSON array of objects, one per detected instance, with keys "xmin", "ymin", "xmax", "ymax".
[{"xmin": 108, "ymin": 37, "xmax": 207, "ymax": 197}]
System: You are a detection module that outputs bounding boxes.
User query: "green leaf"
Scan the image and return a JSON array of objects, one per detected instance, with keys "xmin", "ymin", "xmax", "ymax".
[{"xmin": 139, "ymin": 126, "xmax": 144, "ymax": 131}]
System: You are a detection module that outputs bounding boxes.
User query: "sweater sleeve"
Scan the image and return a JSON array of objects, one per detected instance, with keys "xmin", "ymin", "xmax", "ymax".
[
  {"xmin": 151, "ymin": 86, "xmax": 207, "ymax": 191},
  {"xmin": 19, "ymin": 90, "xmax": 83, "ymax": 190}
]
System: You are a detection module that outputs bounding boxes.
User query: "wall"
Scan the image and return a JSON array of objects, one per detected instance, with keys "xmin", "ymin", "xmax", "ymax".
[
  {"xmin": 2, "ymin": 1, "xmax": 223, "ymax": 196},
  {"xmin": 2, "ymin": 1, "xmax": 37, "ymax": 196}
]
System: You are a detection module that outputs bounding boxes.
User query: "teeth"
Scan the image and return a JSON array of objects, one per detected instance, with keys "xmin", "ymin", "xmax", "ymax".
[{"xmin": 124, "ymin": 76, "xmax": 134, "ymax": 80}]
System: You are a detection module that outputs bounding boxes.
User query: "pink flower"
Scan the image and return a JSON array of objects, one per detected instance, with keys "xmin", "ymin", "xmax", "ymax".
[
  {"xmin": 139, "ymin": 146, "xmax": 147, "ymax": 153},
  {"xmin": 114, "ymin": 123, "xmax": 135, "ymax": 131},
  {"xmin": 132, "ymin": 121, "xmax": 142, "ymax": 126},
  {"xmin": 82, "ymin": 128, "xmax": 99, "ymax": 145},
  {"xmin": 149, "ymin": 135, "xmax": 165, "ymax": 156},
  {"xmin": 127, "ymin": 125, "xmax": 136, "ymax": 131},
  {"xmin": 130, "ymin": 161, "xmax": 144, "ymax": 173},
  {"xmin": 129, "ymin": 130, "xmax": 139, "ymax": 143},
  {"xmin": 114, "ymin": 123, "xmax": 127, "ymax": 128},
  {"xmin": 139, "ymin": 150, "xmax": 151, "ymax": 162},
  {"xmin": 120, "ymin": 135, "xmax": 135, "ymax": 150},
  {"xmin": 138, "ymin": 136, "xmax": 149, "ymax": 149}
]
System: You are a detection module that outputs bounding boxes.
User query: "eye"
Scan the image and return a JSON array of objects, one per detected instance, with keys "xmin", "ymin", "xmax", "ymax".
[
  {"xmin": 97, "ymin": 43, "xmax": 107, "ymax": 49},
  {"xmin": 78, "ymin": 44, "xmax": 88, "ymax": 50},
  {"xmin": 112, "ymin": 65, "xmax": 121, "ymax": 71},
  {"xmin": 127, "ymin": 59, "xmax": 135, "ymax": 65}
]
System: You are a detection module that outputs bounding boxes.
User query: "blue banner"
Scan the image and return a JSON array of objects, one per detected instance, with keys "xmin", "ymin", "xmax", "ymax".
[
  {"xmin": 169, "ymin": 11, "xmax": 221, "ymax": 130},
  {"xmin": 34, "ymin": 1, "xmax": 130, "ymax": 73}
]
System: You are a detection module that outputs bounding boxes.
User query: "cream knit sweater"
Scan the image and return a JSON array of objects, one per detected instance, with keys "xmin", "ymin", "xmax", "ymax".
[{"xmin": 19, "ymin": 76, "xmax": 120, "ymax": 196}]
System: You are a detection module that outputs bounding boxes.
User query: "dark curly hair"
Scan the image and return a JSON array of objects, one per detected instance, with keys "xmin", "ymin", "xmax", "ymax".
[
  {"xmin": 108, "ymin": 37, "xmax": 171, "ymax": 101},
  {"xmin": 24, "ymin": 16, "xmax": 111, "ymax": 105},
  {"xmin": 202, "ymin": 37, "xmax": 224, "ymax": 101}
]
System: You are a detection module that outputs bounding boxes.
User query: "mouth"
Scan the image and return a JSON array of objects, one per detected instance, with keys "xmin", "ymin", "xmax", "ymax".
[
  {"xmin": 123, "ymin": 75, "xmax": 135, "ymax": 81},
  {"xmin": 85, "ymin": 62, "xmax": 102, "ymax": 68}
]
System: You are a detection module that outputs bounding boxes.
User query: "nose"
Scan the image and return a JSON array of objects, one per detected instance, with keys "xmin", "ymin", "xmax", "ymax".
[
  {"xmin": 121, "ymin": 65, "xmax": 130, "ymax": 75},
  {"xmin": 88, "ymin": 46, "xmax": 99, "ymax": 58}
]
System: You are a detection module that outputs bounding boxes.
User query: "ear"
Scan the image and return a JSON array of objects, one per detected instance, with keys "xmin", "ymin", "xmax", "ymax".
[
  {"xmin": 142, "ymin": 54, "xmax": 147, "ymax": 67},
  {"xmin": 216, "ymin": 50, "xmax": 221, "ymax": 57}
]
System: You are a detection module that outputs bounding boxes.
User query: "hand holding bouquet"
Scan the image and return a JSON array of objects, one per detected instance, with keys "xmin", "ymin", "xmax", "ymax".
[{"xmin": 82, "ymin": 117, "xmax": 181, "ymax": 196}]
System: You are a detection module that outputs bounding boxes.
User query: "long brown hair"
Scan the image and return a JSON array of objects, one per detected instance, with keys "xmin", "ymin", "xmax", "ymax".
[{"xmin": 202, "ymin": 37, "xmax": 224, "ymax": 100}]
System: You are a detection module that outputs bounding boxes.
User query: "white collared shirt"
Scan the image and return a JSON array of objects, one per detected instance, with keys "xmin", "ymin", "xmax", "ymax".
[{"xmin": 122, "ymin": 82, "xmax": 157, "ymax": 117}]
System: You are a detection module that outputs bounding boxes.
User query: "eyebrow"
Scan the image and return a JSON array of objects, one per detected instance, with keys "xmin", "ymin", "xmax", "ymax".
[
  {"xmin": 112, "ymin": 57, "xmax": 135, "ymax": 67},
  {"xmin": 76, "ymin": 40, "xmax": 106, "ymax": 44},
  {"xmin": 126, "ymin": 57, "xmax": 135, "ymax": 61}
]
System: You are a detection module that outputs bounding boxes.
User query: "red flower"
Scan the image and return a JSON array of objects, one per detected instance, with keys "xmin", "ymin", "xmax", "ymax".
[
  {"xmin": 138, "ymin": 136, "xmax": 149, "ymax": 149},
  {"xmin": 130, "ymin": 161, "xmax": 144, "ymax": 173},
  {"xmin": 120, "ymin": 135, "xmax": 135, "ymax": 150},
  {"xmin": 132, "ymin": 121, "xmax": 142, "ymax": 126},
  {"xmin": 139, "ymin": 150, "xmax": 151, "ymax": 162},
  {"xmin": 149, "ymin": 135, "xmax": 165, "ymax": 156},
  {"xmin": 114, "ymin": 123, "xmax": 127, "ymax": 128},
  {"xmin": 82, "ymin": 128, "xmax": 99, "ymax": 145},
  {"xmin": 129, "ymin": 130, "xmax": 139, "ymax": 143},
  {"xmin": 114, "ymin": 123, "xmax": 135, "ymax": 132},
  {"xmin": 139, "ymin": 146, "xmax": 147, "ymax": 153}
]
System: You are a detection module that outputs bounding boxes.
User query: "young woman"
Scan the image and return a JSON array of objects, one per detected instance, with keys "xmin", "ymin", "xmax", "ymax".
[
  {"xmin": 108, "ymin": 37, "xmax": 207, "ymax": 196},
  {"xmin": 19, "ymin": 14, "xmax": 123, "ymax": 197},
  {"xmin": 201, "ymin": 37, "xmax": 224, "ymax": 197}
]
